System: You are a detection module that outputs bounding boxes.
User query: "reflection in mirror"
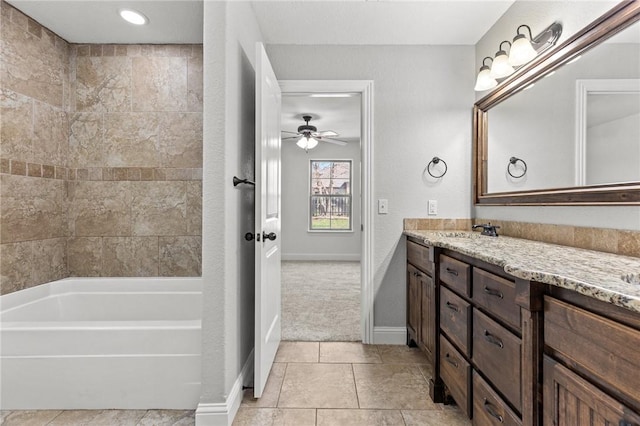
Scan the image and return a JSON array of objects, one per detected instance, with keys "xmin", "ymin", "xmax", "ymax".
[{"xmin": 486, "ymin": 20, "xmax": 640, "ymax": 194}]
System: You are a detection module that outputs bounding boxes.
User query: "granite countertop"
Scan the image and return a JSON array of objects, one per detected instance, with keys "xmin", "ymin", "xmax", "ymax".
[{"xmin": 404, "ymin": 230, "xmax": 640, "ymax": 314}]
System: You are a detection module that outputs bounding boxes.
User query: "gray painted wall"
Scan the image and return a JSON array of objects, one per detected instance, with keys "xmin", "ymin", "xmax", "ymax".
[
  {"xmin": 474, "ymin": 0, "xmax": 640, "ymax": 230},
  {"xmin": 267, "ymin": 45, "xmax": 475, "ymax": 327},
  {"xmin": 281, "ymin": 139, "xmax": 362, "ymax": 261}
]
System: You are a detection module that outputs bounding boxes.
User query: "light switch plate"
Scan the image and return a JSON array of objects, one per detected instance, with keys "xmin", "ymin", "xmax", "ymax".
[
  {"xmin": 428, "ymin": 200, "xmax": 438, "ymax": 215},
  {"xmin": 378, "ymin": 199, "xmax": 388, "ymax": 214}
]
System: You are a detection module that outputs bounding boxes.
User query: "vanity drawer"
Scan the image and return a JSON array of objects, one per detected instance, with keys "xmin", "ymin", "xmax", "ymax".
[
  {"xmin": 472, "ymin": 309, "xmax": 522, "ymax": 412},
  {"xmin": 440, "ymin": 335, "xmax": 471, "ymax": 418},
  {"xmin": 472, "ymin": 269, "xmax": 520, "ymax": 331},
  {"xmin": 440, "ymin": 286, "xmax": 471, "ymax": 356},
  {"xmin": 545, "ymin": 297, "xmax": 640, "ymax": 409},
  {"xmin": 439, "ymin": 255, "xmax": 471, "ymax": 297},
  {"xmin": 407, "ymin": 240, "xmax": 433, "ymax": 275},
  {"xmin": 473, "ymin": 371, "xmax": 522, "ymax": 426}
]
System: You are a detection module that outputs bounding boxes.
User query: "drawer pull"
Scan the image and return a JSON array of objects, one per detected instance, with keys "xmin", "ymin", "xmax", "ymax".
[
  {"xmin": 413, "ymin": 271, "xmax": 421, "ymax": 277},
  {"xmin": 445, "ymin": 267, "xmax": 459, "ymax": 276},
  {"xmin": 445, "ymin": 301, "xmax": 459, "ymax": 312},
  {"xmin": 444, "ymin": 353, "xmax": 459, "ymax": 368},
  {"xmin": 483, "ymin": 286, "xmax": 504, "ymax": 299},
  {"xmin": 483, "ymin": 399, "xmax": 504, "ymax": 423},
  {"xmin": 483, "ymin": 330, "xmax": 504, "ymax": 348}
]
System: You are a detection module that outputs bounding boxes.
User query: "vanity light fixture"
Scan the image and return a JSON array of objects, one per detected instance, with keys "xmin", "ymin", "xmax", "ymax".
[
  {"xmin": 474, "ymin": 57, "xmax": 498, "ymax": 91},
  {"xmin": 296, "ymin": 136, "xmax": 318, "ymax": 151},
  {"xmin": 490, "ymin": 41, "xmax": 515, "ymax": 79},
  {"xmin": 119, "ymin": 9, "xmax": 148, "ymax": 25},
  {"xmin": 509, "ymin": 25, "xmax": 538, "ymax": 66}
]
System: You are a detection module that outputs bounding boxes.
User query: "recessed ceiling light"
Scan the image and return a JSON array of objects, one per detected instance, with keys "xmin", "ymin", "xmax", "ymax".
[{"xmin": 119, "ymin": 9, "xmax": 148, "ymax": 25}]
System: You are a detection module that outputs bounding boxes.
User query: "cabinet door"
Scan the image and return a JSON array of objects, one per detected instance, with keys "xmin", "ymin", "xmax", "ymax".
[
  {"xmin": 407, "ymin": 264, "xmax": 422, "ymax": 345},
  {"xmin": 419, "ymin": 273, "xmax": 435, "ymax": 357},
  {"xmin": 543, "ymin": 356, "xmax": 640, "ymax": 426}
]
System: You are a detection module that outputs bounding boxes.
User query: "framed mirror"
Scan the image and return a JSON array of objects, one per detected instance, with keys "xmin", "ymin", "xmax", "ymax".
[{"xmin": 474, "ymin": 1, "xmax": 640, "ymax": 205}]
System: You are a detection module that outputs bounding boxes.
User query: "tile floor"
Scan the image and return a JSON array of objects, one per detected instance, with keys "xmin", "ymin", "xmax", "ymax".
[
  {"xmin": 1, "ymin": 342, "xmax": 470, "ymax": 426},
  {"xmin": 235, "ymin": 341, "xmax": 471, "ymax": 426}
]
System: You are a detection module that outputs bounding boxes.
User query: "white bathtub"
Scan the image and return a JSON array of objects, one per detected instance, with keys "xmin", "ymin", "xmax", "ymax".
[{"xmin": 0, "ymin": 277, "xmax": 202, "ymax": 410}]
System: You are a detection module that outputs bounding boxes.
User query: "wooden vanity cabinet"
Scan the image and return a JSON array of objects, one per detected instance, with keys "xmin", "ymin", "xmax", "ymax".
[
  {"xmin": 543, "ymin": 292, "xmax": 640, "ymax": 426},
  {"xmin": 406, "ymin": 239, "xmax": 436, "ymax": 360}
]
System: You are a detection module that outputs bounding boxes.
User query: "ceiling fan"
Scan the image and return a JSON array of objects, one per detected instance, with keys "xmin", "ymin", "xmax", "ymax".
[{"xmin": 282, "ymin": 115, "xmax": 348, "ymax": 150}]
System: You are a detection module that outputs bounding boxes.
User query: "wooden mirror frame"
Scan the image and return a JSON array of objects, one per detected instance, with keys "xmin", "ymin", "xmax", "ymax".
[{"xmin": 474, "ymin": 1, "xmax": 640, "ymax": 205}]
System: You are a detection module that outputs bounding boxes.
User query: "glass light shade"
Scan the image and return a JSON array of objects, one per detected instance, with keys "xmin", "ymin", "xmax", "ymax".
[
  {"xmin": 490, "ymin": 52, "xmax": 515, "ymax": 79},
  {"xmin": 474, "ymin": 66, "xmax": 498, "ymax": 91},
  {"xmin": 509, "ymin": 34, "xmax": 537, "ymax": 66},
  {"xmin": 119, "ymin": 9, "xmax": 148, "ymax": 25},
  {"xmin": 296, "ymin": 137, "xmax": 318, "ymax": 150}
]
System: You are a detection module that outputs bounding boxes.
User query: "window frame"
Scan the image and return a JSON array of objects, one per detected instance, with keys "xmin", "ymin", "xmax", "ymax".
[{"xmin": 308, "ymin": 159, "xmax": 353, "ymax": 233}]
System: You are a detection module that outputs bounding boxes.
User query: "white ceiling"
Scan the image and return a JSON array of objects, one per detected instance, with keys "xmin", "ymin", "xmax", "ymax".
[
  {"xmin": 281, "ymin": 94, "xmax": 362, "ymax": 146},
  {"xmin": 6, "ymin": 0, "xmax": 204, "ymax": 44},
  {"xmin": 6, "ymin": 0, "xmax": 514, "ymax": 45}
]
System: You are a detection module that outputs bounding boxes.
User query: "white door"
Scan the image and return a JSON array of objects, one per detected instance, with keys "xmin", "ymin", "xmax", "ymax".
[{"xmin": 254, "ymin": 42, "xmax": 282, "ymax": 398}]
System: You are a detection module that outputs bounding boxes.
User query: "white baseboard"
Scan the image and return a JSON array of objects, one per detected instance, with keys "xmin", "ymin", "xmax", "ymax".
[
  {"xmin": 373, "ymin": 326, "xmax": 406, "ymax": 345},
  {"xmin": 195, "ymin": 349, "xmax": 254, "ymax": 426},
  {"xmin": 282, "ymin": 253, "xmax": 361, "ymax": 261}
]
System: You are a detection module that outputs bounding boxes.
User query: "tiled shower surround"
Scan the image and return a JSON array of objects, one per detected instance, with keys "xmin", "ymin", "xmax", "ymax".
[{"xmin": 0, "ymin": 1, "xmax": 203, "ymax": 294}]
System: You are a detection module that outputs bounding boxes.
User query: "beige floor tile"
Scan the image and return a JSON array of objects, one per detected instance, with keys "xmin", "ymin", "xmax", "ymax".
[
  {"xmin": 47, "ymin": 410, "xmax": 103, "ymax": 425},
  {"xmin": 401, "ymin": 408, "xmax": 471, "ymax": 426},
  {"xmin": 317, "ymin": 409, "xmax": 405, "ymax": 425},
  {"xmin": 242, "ymin": 363, "xmax": 287, "ymax": 408},
  {"xmin": 232, "ymin": 408, "xmax": 316, "ymax": 426},
  {"xmin": 319, "ymin": 342, "xmax": 382, "ymax": 364},
  {"xmin": 353, "ymin": 364, "xmax": 438, "ymax": 410},
  {"xmin": 418, "ymin": 362, "xmax": 434, "ymax": 381},
  {"xmin": 77, "ymin": 409, "xmax": 147, "ymax": 425},
  {"xmin": 278, "ymin": 363, "xmax": 358, "ymax": 408},
  {"xmin": 138, "ymin": 410, "xmax": 195, "ymax": 425},
  {"xmin": 275, "ymin": 341, "xmax": 319, "ymax": 363},
  {"xmin": 1, "ymin": 410, "xmax": 62, "ymax": 426},
  {"xmin": 376, "ymin": 344, "xmax": 430, "ymax": 364}
]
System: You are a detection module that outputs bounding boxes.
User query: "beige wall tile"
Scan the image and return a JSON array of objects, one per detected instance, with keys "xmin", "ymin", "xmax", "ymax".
[
  {"xmin": 618, "ymin": 231, "xmax": 640, "ymax": 258},
  {"xmin": 159, "ymin": 236, "xmax": 201, "ymax": 276},
  {"xmin": 104, "ymin": 113, "xmax": 159, "ymax": 167},
  {"xmin": 187, "ymin": 54, "xmax": 203, "ymax": 112},
  {"xmin": 1, "ymin": 241, "xmax": 32, "ymax": 294},
  {"xmin": 69, "ymin": 114, "xmax": 106, "ymax": 168},
  {"xmin": 102, "ymin": 236, "xmax": 159, "ymax": 276},
  {"xmin": 132, "ymin": 57, "xmax": 187, "ymax": 112},
  {"xmin": 69, "ymin": 181, "xmax": 131, "ymax": 236},
  {"xmin": 159, "ymin": 112, "xmax": 202, "ymax": 167},
  {"xmin": 186, "ymin": 181, "xmax": 202, "ymax": 236},
  {"xmin": 0, "ymin": 88, "xmax": 33, "ymax": 161},
  {"xmin": 1, "ymin": 174, "xmax": 66, "ymax": 243},
  {"xmin": 33, "ymin": 100, "xmax": 68, "ymax": 166},
  {"xmin": 32, "ymin": 237, "xmax": 66, "ymax": 285},
  {"xmin": 0, "ymin": 14, "xmax": 65, "ymax": 107},
  {"xmin": 75, "ymin": 56, "xmax": 131, "ymax": 112},
  {"xmin": 131, "ymin": 181, "xmax": 186, "ymax": 235},
  {"xmin": 67, "ymin": 237, "xmax": 102, "ymax": 276},
  {"xmin": 10, "ymin": 159, "xmax": 26, "ymax": 175}
]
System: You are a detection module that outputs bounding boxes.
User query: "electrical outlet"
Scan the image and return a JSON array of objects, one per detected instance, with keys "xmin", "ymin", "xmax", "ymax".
[
  {"xmin": 378, "ymin": 199, "xmax": 388, "ymax": 214},
  {"xmin": 428, "ymin": 200, "xmax": 438, "ymax": 215}
]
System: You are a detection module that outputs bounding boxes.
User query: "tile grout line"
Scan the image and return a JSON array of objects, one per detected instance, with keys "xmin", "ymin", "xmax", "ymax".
[
  {"xmin": 275, "ymin": 362, "xmax": 288, "ymax": 408},
  {"xmin": 351, "ymin": 363, "xmax": 361, "ymax": 410}
]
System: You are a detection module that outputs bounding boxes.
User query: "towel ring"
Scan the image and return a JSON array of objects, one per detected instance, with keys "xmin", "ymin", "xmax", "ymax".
[
  {"xmin": 507, "ymin": 157, "xmax": 527, "ymax": 178},
  {"xmin": 427, "ymin": 157, "xmax": 447, "ymax": 178}
]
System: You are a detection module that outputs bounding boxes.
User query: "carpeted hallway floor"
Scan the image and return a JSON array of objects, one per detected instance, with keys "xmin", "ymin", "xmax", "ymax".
[{"xmin": 281, "ymin": 261, "xmax": 360, "ymax": 341}]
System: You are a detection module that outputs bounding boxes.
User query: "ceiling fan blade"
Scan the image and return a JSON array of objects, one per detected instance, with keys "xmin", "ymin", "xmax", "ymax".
[
  {"xmin": 320, "ymin": 137, "xmax": 348, "ymax": 146},
  {"xmin": 281, "ymin": 130, "xmax": 300, "ymax": 135},
  {"xmin": 315, "ymin": 130, "xmax": 339, "ymax": 137},
  {"xmin": 282, "ymin": 136, "xmax": 300, "ymax": 140}
]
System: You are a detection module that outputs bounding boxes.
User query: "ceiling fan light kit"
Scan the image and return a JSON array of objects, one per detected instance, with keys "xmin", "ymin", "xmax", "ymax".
[{"xmin": 281, "ymin": 115, "xmax": 348, "ymax": 150}]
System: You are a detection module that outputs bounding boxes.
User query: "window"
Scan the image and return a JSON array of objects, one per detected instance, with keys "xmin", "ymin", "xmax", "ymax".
[{"xmin": 309, "ymin": 160, "xmax": 352, "ymax": 231}]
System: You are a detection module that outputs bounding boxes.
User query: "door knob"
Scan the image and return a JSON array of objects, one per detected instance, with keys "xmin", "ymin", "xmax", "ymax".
[
  {"xmin": 244, "ymin": 232, "xmax": 255, "ymax": 241},
  {"xmin": 262, "ymin": 232, "xmax": 277, "ymax": 241}
]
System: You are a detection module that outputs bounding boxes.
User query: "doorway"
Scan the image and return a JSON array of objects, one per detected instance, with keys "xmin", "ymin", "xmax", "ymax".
[{"xmin": 279, "ymin": 80, "xmax": 374, "ymax": 343}]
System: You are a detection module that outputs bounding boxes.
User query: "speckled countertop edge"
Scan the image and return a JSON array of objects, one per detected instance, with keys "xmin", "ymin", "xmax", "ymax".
[{"xmin": 404, "ymin": 230, "xmax": 640, "ymax": 314}]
